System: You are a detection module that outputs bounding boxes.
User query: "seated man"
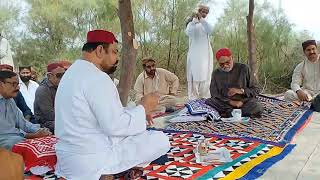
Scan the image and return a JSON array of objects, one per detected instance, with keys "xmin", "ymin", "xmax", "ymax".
[
  {"xmin": 134, "ymin": 57, "xmax": 179, "ymax": 113},
  {"xmin": 0, "ymin": 71, "xmax": 51, "ymax": 150},
  {"xmin": 205, "ymin": 48, "xmax": 262, "ymax": 118},
  {"xmin": 284, "ymin": 40, "xmax": 320, "ymax": 102},
  {"xmin": 34, "ymin": 62, "xmax": 65, "ymax": 133},
  {"xmin": 54, "ymin": 30, "xmax": 170, "ymax": 180},
  {"xmin": 0, "ymin": 64, "xmax": 34, "ymax": 122}
]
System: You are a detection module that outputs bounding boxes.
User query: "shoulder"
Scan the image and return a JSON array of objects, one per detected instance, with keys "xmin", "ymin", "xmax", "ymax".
[
  {"xmin": 295, "ymin": 62, "xmax": 304, "ymax": 69},
  {"xmin": 237, "ymin": 63, "xmax": 249, "ymax": 69},
  {"xmin": 157, "ymin": 68, "xmax": 172, "ymax": 74},
  {"xmin": 30, "ymin": 80, "xmax": 39, "ymax": 87}
]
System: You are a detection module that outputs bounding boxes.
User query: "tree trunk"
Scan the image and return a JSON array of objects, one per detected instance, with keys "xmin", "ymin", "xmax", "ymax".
[
  {"xmin": 118, "ymin": 0, "xmax": 137, "ymax": 106},
  {"xmin": 246, "ymin": 0, "xmax": 258, "ymax": 82},
  {"xmin": 166, "ymin": 0, "xmax": 175, "ymax": 70}
]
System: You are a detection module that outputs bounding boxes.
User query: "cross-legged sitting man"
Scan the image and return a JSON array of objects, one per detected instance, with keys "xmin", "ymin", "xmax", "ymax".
[
  {"xmin": 284, "ymin": 40, "xmax": 320, "ymax": 102},
  {"xmin": 134, "ymin": 57, "xmax": 179, "ymax": 113},
  {"xmin": 205, "ymin": 48, "xmax": 262, "ymax": 118},
  {"xmin": 0, "ymin": 71, "xmax": 51, "ymax": 150},
  {"xmin": 54, "ymin": 30, "xmax": 170, "ymax": 180}
]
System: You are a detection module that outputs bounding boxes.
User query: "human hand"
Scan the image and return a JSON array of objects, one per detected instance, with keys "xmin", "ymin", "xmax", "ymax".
[
  {"xmin": 146, "ymin": 114, "xmax": 154, "ymax": 126},
  {"xmin": 228, "ymin": 88, "xmax": 244, "ymax": 97},
  {"xmin": 24, "ymin": 115, "xmax": 32, "ymax": 121},
  {"xmin": 229, "ymin": 100, "xmax": 243, "ymax": 108},
  {"xmin": 140, "ymin": 92, "xmax": 160, "ymax": 114},
  {"xmin": 26, "ymin": 128, "xmax": 52, "ymax": 139},
  {"xmin": 296, "ymin": 90, "xmax": 309, "ymax": 101}
]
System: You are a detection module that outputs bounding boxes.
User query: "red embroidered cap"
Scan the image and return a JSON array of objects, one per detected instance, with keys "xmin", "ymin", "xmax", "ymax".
[{"xmin": 215, "ymin": 48, "xmax": 232, "ymax": 60}]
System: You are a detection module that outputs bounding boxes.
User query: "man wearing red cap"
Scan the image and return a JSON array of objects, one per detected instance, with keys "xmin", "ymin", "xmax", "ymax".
[
  {"xmin": 284, "ymin": 40, "xmax": 320, "ymax": 102},
  {"xmin": 54, "ymin": 30, "xmax": 170, "ymax": 180},
  {"xmin": 34, "ymin": 62, "xmax": 65, "ymax": 133},
  {"xmin": 205, "ymin": 48, "xmax": 262, "ymax": 118},
  {"xmin": 185, "ymin": 4, "xmax": 214, "ymax": 100}
]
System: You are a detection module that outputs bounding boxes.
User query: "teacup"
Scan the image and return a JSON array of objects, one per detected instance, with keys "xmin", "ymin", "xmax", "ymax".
[{"xmin": 231, "ymin": 109, "xmax": 242, "ymax": 120}]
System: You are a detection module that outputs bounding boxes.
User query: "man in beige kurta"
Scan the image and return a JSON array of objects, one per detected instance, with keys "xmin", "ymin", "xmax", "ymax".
[
  {"xmin": 284, "ymin": 40, "xmax": 320, "ymax": 102},
  {"xmin": 134, "ymin": 57, "xmax": 179, "ymax": 113}
]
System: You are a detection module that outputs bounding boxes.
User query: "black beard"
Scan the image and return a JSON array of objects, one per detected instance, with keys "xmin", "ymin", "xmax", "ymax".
[
  {"xmin": 20, "ymin": 76, "xmax": 31, "ymax": 82},
  {"xmin": 147, "ymin": 70, "xmax": 155, "ymax": 76},
  {"xmin": 104, "ymin": 66, "xmax": 117, "ymax": 75}
]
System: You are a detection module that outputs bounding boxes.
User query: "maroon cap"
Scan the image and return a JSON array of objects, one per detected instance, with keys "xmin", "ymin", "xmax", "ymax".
[
  {"xmin": 47, "ymin": 62, "xmax": 64, "ymax": 73},
  {"xmin": 0, "ymin": 64, "xmax": 14, "ymax": 71},
  {"xmin": 86, "ymin": 30, "xmax": 118, "ymax": 44}
]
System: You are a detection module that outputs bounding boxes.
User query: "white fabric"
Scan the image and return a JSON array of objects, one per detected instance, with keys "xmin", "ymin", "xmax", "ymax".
[
  {"xmin": 0, "ymin": 37, "xmax": 14, "ymax": 69},
  {"xmin": 19, "ymin": 80, "xmax": 38, "ymax": 113},
  {"xmin": 54, "ymin": 60, "xmax": 170, "ymax": 180},
  {"xmin": 187, "ymin": 80, "xmax": 211, "ymax": 100},
  {"xmin": 290, "ymin": 56, "xmax": 320, "ymax": 94},
  {"xmin": 185, "ymin": 17, "xmax": 214, "ymax": 99}
]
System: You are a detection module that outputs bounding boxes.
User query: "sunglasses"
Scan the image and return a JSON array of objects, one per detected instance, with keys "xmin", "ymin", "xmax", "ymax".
[{"xmin": 55, "ymin": 72, "xmax": 64, "ymax": 79}]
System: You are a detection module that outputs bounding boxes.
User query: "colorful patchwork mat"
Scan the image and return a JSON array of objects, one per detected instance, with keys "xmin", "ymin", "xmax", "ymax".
[
  {"xmin": 140, "ymin": 130, "xmax": 294, "ymax": 180},
  {"xmin": 25, "ymin": 130, "xmax": 294, "ymax": 180},
  {"xmin": 165, "ymin": 95, "xmax": 313, "ymax": 146}
]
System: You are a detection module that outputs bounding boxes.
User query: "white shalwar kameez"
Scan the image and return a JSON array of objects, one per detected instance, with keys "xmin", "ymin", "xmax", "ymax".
[
  {"xmin": 185, "ymin": 17, "xmax": 214, "ymax": 100},
  {"xmin": 54, "ymin": 60, "xmax": 170, "ymax": 180}
]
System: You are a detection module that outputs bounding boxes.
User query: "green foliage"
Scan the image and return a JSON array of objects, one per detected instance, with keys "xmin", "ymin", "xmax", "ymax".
[
  {"xmin": 213, "ymin": 0, "xmax": 312, "ymax": 93},
  {"xmin": 1, "ymin": 0, "xmax": 315, "ymax": 93}
]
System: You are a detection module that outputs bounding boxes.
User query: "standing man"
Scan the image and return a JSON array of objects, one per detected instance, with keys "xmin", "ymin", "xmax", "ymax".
[
  {"xmin": 205, "ymin": 48, "xmax": 262, "ymax": 118},
  {"xmin": 185, "ymin": 4, "xmax": 214, "ymax": 100},
  {"xmin": 0, "ymin": 33, "xmax": 14, "ymax": 69},
  {"xmin": 34, "ymin": 62, "xmax": 65, "ymax": 133},
  {"xmin": 55, "ymin": 30, "xmax": 170, "ymax": 180},
  {"xmin": 19, "ymin": 66, "xmax": 39, "ymax": 113},
  {"xmin": 284, "ymin": 40, "xmax": 320, "ymax": 102},
  {"xmin": 134, "ymin": 57, "xmax": 179, "ymax": 113}
]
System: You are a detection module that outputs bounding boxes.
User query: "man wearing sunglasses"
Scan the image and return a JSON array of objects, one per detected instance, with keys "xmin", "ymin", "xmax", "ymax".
[
  {"xmin": 34, "ymin": 62, "xmax": 65, "ymax": 133},
  {"xmin": 205, "ymin": 48, "xmax": 262, "ymax": 118},
  {"xmin": 0, "ymin": 70, "xmax": 51, "ymax": 150}
]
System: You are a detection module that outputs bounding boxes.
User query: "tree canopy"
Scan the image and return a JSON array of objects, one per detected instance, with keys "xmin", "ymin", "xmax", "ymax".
[{"xmin": 0, "ymin": 0, "xmax": 316, "ymax": 93}]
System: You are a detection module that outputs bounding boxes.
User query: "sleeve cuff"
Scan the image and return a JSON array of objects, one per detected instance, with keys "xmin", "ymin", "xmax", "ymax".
[{"xmin": 292, "ymin": 85, "xmax": 301, "ymax": 93}]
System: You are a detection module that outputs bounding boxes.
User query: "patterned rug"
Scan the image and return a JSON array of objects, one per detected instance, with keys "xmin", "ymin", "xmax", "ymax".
[
  {"xmin": 165, "ymin": 95, "xmax": 313, "ymax": 146},
  {"xmin": 25, "ymin": 130, "xmax": 294, "ymax": 180},
  {"xmin": 139, "ymin": 130, "xmax": 294, "ymax": 180}
]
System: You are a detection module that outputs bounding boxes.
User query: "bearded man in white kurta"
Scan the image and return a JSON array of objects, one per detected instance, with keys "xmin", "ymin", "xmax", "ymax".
[
  {"xmin": 185, "ymin": 4, "xmax": 214, "ymax": 100},
  {"xmin": 54, "ymin": 30, "xmax": 170, "ymax": 180}
]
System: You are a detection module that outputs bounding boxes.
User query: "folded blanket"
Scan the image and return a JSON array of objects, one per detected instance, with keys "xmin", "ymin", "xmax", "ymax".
[{"xmin": 185, "ymin": 99, "xmax": 221, "ymax": 120}]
